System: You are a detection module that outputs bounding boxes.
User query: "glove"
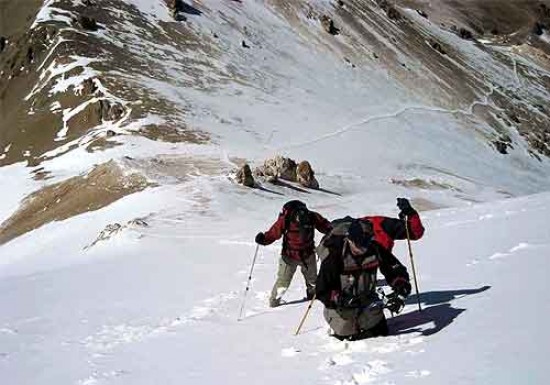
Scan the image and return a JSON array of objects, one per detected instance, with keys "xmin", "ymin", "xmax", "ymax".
[
  {"xmin": 329, "ymin": 291, "xmax": 360, "ymax": 309},
  {"xmin": 397, "ymin": 197, "xmax": 416, "ymax": 219},
  {"xmin": 392, "ymin": 278, "xmax": 412, "ymax": 298},
  {"xmin": 385, "ymin": 292, "xmax": 405, "ymax": 314},
  {"xmin": 255, "ymin": 232, "xmax": 266, "ymax": 245}
]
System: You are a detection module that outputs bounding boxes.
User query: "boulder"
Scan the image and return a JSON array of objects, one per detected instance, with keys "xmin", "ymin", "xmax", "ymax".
[
  {"xmin": 320, "ymin": 15, "xmax": 340, "ymax": 35},
  {"xmin": 416, "ymin": 10, "xmax": 428, "ymax": 18},
  {"xmin": 0, "ymin": 37, "xmax": 6, "ymax": 53},
  {"xmin": 296, "ymin": 161, "xmax": 319, "ymax": 189},
  {"xmin": 81, "ymin": 78, "xmax": 98, "ymax": 95},
  {"xmin": 387, "ymin": 7, "xmax": 401, "ymax": 21},
  {"xmin": 262, "ymin": 155, "xmax": 297, "ymax": 181},
  {"xmin": 78, "ymin": 15, "xmax": 99, "ymax": 31},
  {"xmin": 429, "ymin": 39, "xmax": 446, "ymax": 55},
  {"xmin": 236, "ymin": 164, "xmax": 255, "ymax": 187},
  {"xmin": 99, "ymin": 99, "xmax": 125, "ymax": 121},
  {"xmin": 493, "ymin": 141, "xmax": 508, "ymax": 154},
  {"xmin": 533, "ymin": 22, "xmax": 544, "ymax": 36},
  {"xmin": 458, "ymin": 28, "xmax": 474, "ymax": 40}
]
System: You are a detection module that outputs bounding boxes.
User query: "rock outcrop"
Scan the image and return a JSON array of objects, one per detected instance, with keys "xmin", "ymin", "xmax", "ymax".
[
  {"xmin": 257, "ymin": 155, "xmax": 297, "ymax": 182},
  {"xmin": 320, "ymin": 15, "xmax": 340, "ymax": 35},
  {"xmin": 296, "ymin": 160, "xmax": 319, "ymax": 189},
  {"xmin": 235, "ymin": 163, "xmax": 255, "ymax": 187},
  {"xmin": 255, "ymin": 156, "xmax": 319, "ymax": 189}
]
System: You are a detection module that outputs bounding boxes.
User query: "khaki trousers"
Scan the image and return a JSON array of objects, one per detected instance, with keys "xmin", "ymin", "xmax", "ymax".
[
  {"xmin": 323, "ymin": 305, "xmax": 385, "ymax": 338},
  {"xmin": 270, "ymin": 254, "xmax": 317, "ymax": 302}
]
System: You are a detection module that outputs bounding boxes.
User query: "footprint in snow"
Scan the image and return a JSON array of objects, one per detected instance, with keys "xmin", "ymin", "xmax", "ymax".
[
  {"xmin": 478, "ymin": 214, "xmax": 494, "ymax": 220},
  {"xmin": 325, "ymin": 353, "xmax": 354, "ymax": 367},
  {"xmin": 406, "ymin": 369, "xmax": 431, "ymax": 378},
  {"xmin": 281, "ymin": 347, "xmax": 301, "ymax": 357},
  {"xmin": 342, "ymin": 360, "xmax": 391, "ymax": 384},
  {"xmin": 466, "ymin": 258, "xmax": 480, "ymax": 267}
]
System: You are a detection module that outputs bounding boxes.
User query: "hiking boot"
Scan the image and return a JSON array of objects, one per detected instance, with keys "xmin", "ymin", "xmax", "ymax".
[{"xmin": 269, "ymin": 298, "xmax": 281, "ymax": 308}]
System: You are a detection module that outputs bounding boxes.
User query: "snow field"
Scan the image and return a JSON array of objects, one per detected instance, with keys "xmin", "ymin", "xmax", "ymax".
[{"xmin": 1, "ymin": 173, "xmax": 549, "ymax": 384}]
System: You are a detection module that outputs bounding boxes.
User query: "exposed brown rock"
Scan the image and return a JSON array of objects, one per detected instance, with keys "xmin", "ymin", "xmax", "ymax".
[
  {"xmin": 100, "ymin": 99, "xmax": 125, "ymax": 121},
  {"xmin": 296, "ymin": 160, "xmax": 319, "ymax": 189},
  {"xmin": 235, "ymin": 164, "xmax": 255, "ymax": 187},
  {"xmin": 77, "ymin": 15, "xmax": 99, "ymax": 31},
  {"xmin": 0, "ymin": 161, "xmax": 150, "ymax": 245},
  {"xmin": 259, "ymin": 155, "xmax": 297, "ymax": 182},
  {"xmin": 533, "ymin": 22, "xmax": 544, "ymax": 35},
  {"xmin": 493, "ymin": 140, "xmax": 509, "ymax": 154},
  {"xmin": 429, "ymin": 39, "xmax": 446, "ymax": 55},
  {"xmin": 458, "ymin": 27, "xmax": 474, "ymax": 40},
  {"xmin": 166, "ymin": 0, "xmax": 201, "ymax": 19},
  {"xmin": 320, "ymin": 15, "xmax": 340, "ymax": 35},
  {"xmin": 81, "ymin": 78, "xmax": 98, "ymax": 95},
  {"xmin": 416, "ymin": 10, "xmax": 428, "ymax": 18},
  {"xmin": 375, "ymin": 0, "xmax": 389, "ymax": 11},
  {"xmin": 387, "ymin": 7, "xmax": 401, "ymax": 21}
]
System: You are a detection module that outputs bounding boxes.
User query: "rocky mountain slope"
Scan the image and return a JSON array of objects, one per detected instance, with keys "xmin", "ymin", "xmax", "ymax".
[{"xmin": 2, "ymin": 0, "xmax": 550, "ymax": 244}]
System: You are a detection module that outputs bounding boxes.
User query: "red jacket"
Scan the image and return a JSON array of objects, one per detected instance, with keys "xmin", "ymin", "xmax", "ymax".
[
  {"xmin": 263, "ymin": 211, "xmax": 332, "ymax": 263},
  {"xmin": 360, "ymin": 213, "xmax": 424, "ymax": 251}
]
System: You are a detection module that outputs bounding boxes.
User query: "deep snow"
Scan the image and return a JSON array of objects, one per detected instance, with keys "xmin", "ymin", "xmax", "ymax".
[{"xmin": 1, "ymin": 177, "xmax": 549, "ymax": 385}]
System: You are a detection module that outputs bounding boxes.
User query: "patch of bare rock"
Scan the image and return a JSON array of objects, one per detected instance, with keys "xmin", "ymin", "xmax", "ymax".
[
  {"xmin": 234, "ymin": 155, "xmax": 320, "ymax": 190},
  {"xmin": 0, "ymin": 161, "xmax": 151, "ymax": 245}
]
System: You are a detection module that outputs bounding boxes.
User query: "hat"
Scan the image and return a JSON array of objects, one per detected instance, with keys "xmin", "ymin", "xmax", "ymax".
[{"xmin": 346, "ymin": 219, "xmax": 366, "ymax": 245}]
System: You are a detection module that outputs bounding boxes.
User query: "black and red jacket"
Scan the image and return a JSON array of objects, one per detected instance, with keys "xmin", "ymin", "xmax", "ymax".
[
  {"xmin": 361, "ymin": 213, "xmax": 424, "ymax": 252},
  {"xmin": 262, "ymin": 210, "xmax": 332, "ymax": 263},
  {"xmin": 316, "ymin": 240, "xmax": 410, "ymax": 309}
]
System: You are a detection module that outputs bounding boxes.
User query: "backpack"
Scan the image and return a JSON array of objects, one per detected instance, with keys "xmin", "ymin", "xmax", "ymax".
[
  {"xmin": 281, "ymin": 200, "xmax": 314, "ymax": 256},
  {"xmin": 316, "ymin": 216, "xmax": 374, "ymax": 261},
  {"xmin": 317, "ymin": 216, "xmax": 379, "ymax": 308}
]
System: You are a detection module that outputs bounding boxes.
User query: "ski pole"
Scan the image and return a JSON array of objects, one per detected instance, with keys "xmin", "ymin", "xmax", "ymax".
[
  {"xmin": 238, "ymin": 244, "xmax": 260, "ymax": 321},
  {"xmin": 404, "ymin": 216, "xmax": 422, "ymax": 312},
  {"xmin": 295, "ymin": 293, "xmax": 316, "ymax": 335}
]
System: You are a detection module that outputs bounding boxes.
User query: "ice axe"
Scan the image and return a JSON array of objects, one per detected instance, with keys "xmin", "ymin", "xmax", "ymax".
[
  {"xmin": 238, "ymin": 244, "xmax": 260, "ymax": 321},
  {"xmin": 404, "ymin": 215, "xmax": 422, "ymax": 312}
]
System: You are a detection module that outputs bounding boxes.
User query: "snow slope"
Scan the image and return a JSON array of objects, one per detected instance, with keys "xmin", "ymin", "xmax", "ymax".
[
  {"xmin": 2, "ymin": 1, "xmax": 550, "ymax": 384},
  {"xmin": 1, "ymin": 174, "xmax": 549, "ymax": 384}
]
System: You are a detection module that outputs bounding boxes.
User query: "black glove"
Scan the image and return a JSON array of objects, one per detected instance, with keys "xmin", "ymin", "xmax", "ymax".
[
  {"xmin": 255, "ymin": 232, "xmax": 266, "ymax": 245},
  {"xmin": 328, "ymin": 292, "xmax": 358, "ymax": 309},
  {"xmin": 385, "ymin": 292, "xmax": 405, "ymax": 314},
  {"xmin": 397, "ymin": 197, "xmax": 416, "ymax": 219},
  {"xmin": 393, "ymin": 278, "xmax": 412, "ymax": 298},
  {"xmin": 337, "ymin": 293, "xmax": 361, "ymax": 309}
]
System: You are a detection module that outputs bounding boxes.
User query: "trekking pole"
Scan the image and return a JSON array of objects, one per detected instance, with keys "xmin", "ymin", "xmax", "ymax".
[
  {"xmin": 238, "ymin": 244, "xmax": 260, "ymax": 321},
  {"xmin": 295, "ymin": 294, "xmax": 316, "ymax": 335},
  {"xmin": 404, "ymin": 216, "xmax": 422, "ymax": 312}
]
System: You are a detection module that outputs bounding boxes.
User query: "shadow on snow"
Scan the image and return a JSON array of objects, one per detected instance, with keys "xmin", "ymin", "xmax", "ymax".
[{"xmin": 388, "ymin": 285, "xmax": 491, "ymax": 336}]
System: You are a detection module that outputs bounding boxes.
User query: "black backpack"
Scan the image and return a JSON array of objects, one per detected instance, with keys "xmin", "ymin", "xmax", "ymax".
[{"xmin": 281, "ymin": 200, "xmax": 314, "ymax": 254}]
